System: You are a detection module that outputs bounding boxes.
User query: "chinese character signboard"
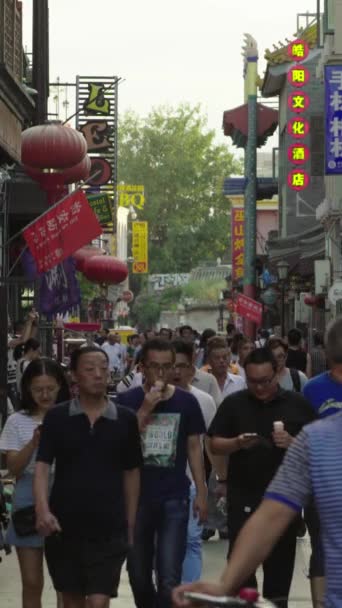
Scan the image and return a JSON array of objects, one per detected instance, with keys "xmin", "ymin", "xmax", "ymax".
[
  {"xmin": 117, "ymin": 184, "xmax": 145, "ymax": 210},
  {"xmin": 236, "ymin": 294, "xmax": 262, "ymax": 325},
  {"xmin": 287, "ymin": 39, "xmax": 309, "ymax": 62},
  {"xmin": 23, "ymin": 191, "xmax": 102, "ymax": 273},
  {"xmin": 76, "ymin": 76, "xmax": 118, "ymax": 222},
  {"xmin": 231, "ymin": 207, "xmax": 244, "ymax": 282},
  {"xmin": 325, "ymin": 65, "xmax": 342, "ymax": 174},
  {"xmin": 132, "ymin": 221, "xmax": 148, "ymax": 274},
  {"xmin": 39, "ymin": 257, "xmax": 81, "ymax": 317},
  {"xmin": 286, "ymin": 39, "xmax": 311, "ymax": 191}
]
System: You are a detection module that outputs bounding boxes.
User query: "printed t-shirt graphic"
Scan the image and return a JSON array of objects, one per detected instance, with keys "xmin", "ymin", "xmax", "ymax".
[{"xmin": 142, "ymin": 413, "xmax": 180, "ymax": 467}]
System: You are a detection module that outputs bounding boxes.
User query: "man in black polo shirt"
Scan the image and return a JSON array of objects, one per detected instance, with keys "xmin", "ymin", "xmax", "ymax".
[
  {"xmin": 208, "ymin": 348, "xmax": 315, "ymax": 608},
  {"xmin": 33, "ymin": 347, "xmax": 142, "ymax": 608}
]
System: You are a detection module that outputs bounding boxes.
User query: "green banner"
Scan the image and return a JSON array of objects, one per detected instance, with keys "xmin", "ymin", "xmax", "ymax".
[{"xmin": 87, "ymin": 194, "xmax": 113, "ymax": 224}]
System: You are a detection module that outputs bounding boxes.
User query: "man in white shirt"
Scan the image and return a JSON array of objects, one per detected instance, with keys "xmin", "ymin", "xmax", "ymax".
[
  {"xmin": 171, "ymin": 340, "xmax": 217, "ymax": 584},
  {"xmin": 101, "ymin": 333, "xmax": 122, "ymax": 374},
  {"xmin": 206, "ymin": 336, "xmax": 246, "ymax": 398}
]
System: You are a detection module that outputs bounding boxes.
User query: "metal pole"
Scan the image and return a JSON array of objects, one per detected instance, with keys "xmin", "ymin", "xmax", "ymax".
[{"xmin": 243, "ymin": 36, "xmax": 258, "ymax": 339}]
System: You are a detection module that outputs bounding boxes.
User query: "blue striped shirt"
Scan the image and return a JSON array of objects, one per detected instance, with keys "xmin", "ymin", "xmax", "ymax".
[{"xmin": 265, "ymin": 412, "xmax": 342, "ymax": 607}]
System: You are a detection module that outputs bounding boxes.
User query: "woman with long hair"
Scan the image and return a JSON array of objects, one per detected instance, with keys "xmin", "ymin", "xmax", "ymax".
[{"xmin": 0, "ymin": 358, "xmax": 70, "ymax": 608}]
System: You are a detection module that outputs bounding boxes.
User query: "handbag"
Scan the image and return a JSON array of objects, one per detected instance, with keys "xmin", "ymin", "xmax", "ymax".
[{"xmin": 12, "ymin": 505, "xmax": 37, "ymax": 537}]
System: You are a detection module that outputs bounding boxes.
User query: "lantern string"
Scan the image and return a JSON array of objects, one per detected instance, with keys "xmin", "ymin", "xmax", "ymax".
[
  {"xmin": 3, "ymin": 169, "xmax": 101, "ymax": 248},
  {"xmin": 62, "ymin": 76, "xmax": 124, "ymax": 126}
]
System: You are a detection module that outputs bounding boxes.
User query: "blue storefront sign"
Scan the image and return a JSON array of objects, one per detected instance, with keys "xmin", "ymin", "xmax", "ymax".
[{"xmin": 325, "ymin": 65, "xmax": 342, "ymax": 174}]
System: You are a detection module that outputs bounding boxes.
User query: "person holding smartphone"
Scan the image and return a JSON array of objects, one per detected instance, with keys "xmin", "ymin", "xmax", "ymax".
[{"xmin": 204, "ymin": 348, "xmax": 315, "ymax": 608}]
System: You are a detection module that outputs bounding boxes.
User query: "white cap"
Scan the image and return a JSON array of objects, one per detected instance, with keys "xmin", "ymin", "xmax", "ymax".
[{"xmin": 273, "ymin": 421, "xmax": 284, "ymax": 431}]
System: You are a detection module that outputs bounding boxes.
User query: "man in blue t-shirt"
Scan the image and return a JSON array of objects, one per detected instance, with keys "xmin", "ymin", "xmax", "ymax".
[{"xmin": 117, "ymin": 338, "xmax": 207, "ymax": 608}]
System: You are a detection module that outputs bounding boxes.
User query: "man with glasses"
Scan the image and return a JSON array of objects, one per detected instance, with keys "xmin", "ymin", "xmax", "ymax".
[
  {"xmin": 117, "ymin": 338, "xmax": 207, "ymax": 608},
  {"xmin": 206, "ymin": 348, "xmax": 315, "ymax": 607}
]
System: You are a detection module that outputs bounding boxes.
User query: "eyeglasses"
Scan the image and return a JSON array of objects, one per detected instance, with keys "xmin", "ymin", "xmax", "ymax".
[
  {"xmin": 174, "ymin": 363, "xmax": 191, "ymax": 370},
  {"xmin": 246, "ymin": 373, "xmax": 277, "ymax": 387},
  {"xmin": 145, "ymin": 363, "xmax": 174, "ymax": 372}
]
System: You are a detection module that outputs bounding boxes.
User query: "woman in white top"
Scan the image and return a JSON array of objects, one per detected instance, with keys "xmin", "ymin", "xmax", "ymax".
[{"xmin": 0, "ymin": 358, "xmax": 70, "ymax": 608}]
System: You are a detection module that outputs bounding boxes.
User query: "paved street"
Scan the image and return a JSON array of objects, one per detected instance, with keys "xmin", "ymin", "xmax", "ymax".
[{"xmin": 0, "ymin": 533, "xmax": 312, "ymax": 606}]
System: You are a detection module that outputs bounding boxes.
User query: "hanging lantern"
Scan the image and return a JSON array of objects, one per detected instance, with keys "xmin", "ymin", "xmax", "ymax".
[
  {"xmin": 23, "ymin": 155, "xmax": 91, "ymax": 186},
  {"xmin": 73, "ymin": 246, "xmax": 106, "ymax": 273},
  {"xmin": 22, "ymin": 123, "xmax": 87, "ymax": 169},
  {"xmin": 83, "ymin": 256, "xmax": 128, "ymax": 285},
  {"xmin": 62, "ymin": 155, "xmax": 91, "ymax": 184}
]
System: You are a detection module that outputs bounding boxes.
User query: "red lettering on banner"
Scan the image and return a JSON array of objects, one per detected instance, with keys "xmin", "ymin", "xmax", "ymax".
[{"xmin": 23, "ymin": 191, "xmax": 102, "ymax": 274}]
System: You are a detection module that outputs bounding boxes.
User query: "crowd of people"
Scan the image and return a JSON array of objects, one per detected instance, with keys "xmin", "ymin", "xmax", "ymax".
[{"xmin": 1, "ymin": 313, "xmax": 341, "ymax": 608}]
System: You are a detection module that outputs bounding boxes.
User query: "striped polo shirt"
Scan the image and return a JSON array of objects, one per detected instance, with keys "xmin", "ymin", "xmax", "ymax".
[{"xmin": 265, "ymin": 413, "xmax": 342, "ymax": 607}]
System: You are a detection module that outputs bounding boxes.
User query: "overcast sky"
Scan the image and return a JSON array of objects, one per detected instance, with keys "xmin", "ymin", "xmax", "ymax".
[{"xmin": 22, "ymin": 0, "xmax": 317, "ymax": 145}]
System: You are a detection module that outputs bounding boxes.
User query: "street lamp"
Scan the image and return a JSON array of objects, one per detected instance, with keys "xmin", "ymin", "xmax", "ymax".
[{"xmin": 276, "ymin": 260, "xmax": 290, "ymax": 337}]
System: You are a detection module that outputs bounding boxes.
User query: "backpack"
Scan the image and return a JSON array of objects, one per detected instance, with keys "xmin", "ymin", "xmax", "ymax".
[{"xmin": 289, "ymin": 368, "xmax": 301, "ymax": 392}]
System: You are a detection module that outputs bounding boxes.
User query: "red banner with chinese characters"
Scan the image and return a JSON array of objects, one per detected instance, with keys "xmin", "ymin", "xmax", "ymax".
[
  {"xmin": 232, "ymin": 207, "xmax": 244, "ymax": 282},
  {"xmin": 23, "ymin": 190, "xmax": 102, "ymax": 273},
  {"xmin": 236, "ymin": 294, "xmax": 262, "ymax": 325}
]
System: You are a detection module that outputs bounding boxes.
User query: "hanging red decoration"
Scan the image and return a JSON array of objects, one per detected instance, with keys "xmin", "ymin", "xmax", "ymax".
[
  {"xmin": 83, "ymin": 256, "xmax": 128, "ymax": 285},
  {"xmin": 22, "ymin": 123, "xmax": 87, "ymax": 169},
  {"xmin": 73, "ymin": 246, "xmax": 106, "ymax": 273},
  {"xmin": 62, "ymin": 155, "xmax": 91, "ymax": 184}
]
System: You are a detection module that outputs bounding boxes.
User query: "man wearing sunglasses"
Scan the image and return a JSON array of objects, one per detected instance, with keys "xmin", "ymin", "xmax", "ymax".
[
  {"xmin": 117, "ymin": 338, "xmax": 207, "ymax": 608},
  {"xmin": 205, "ymin": 348, "xmax": 315, "ymax": 608}
]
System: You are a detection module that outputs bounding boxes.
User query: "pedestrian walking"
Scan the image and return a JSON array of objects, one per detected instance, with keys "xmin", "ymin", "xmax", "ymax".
[
  {"xmin": 206, "ymin": 337, "xmax": 246, "ymax": 399},
  {"xmin": 268, "ymin": 337, "xmax": 307, "ymax": 392},
  {"xmin": 34, "ymin": 346, "xmax": 142, "ymax": 608},
  {"xmin": 171, "ymin": 340, "xmax": 217, "ymax": 583},
  {"xmin": 0, "ymin": 358, "xmax": 70, "ymax": 608},
  {"xmin": 286, "ymin": 328, "xmax": 312, "ymax": 378},
  {"xmin": 206, "ymin": 348, "xmax": 315, "ymax": 607},
  {"xmin": 16, "ymin": 339, "xmax": 41, "ymax": 396},
  {"xmin": 117, "ymin": 338, "xmax": 207, "ymax": 608},
  {"xmin": 310, "ymin": 332, "xmax": 327, "ymax": 378}
]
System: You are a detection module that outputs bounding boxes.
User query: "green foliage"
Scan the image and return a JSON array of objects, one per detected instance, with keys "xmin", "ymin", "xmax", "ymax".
[
  {"xmin": 182, "ymin": 279, "xmax": 226, "ymax": 303},
  {"xmin": 118, "ymin": 104, "xmax": 242, "ymax": 274},
  {"xmin": 77, "ymin": 273, "xmax": 100, "ymax": 302},
  {"xmin": 131, "ymin": 294, "xmax": 161, "ymax": 328}
]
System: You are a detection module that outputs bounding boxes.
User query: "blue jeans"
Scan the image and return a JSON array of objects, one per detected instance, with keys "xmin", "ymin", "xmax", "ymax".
[
  {"xmin": 182, "ymin": 484, "xmax": 203, "ymax": 583},
  {"xmin": 127, "ymin": 498, "xmax": 189, "ymax": 608}
]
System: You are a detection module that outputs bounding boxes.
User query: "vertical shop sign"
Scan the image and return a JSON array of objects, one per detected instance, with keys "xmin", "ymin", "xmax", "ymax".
[
  {"xmin": 325, "ymin": 65, "xmax": 342, "ymax": 174},
  {"xmin": 132, "ymin": 221, "xmax": 148, "ymax": 274},
  {"xmin": 286, "ymin": 39, "xmax": 311, "ymax": 191},
  {"xmin": 231, "ymin": 207, "xmax": 244, "ymax": 282}
]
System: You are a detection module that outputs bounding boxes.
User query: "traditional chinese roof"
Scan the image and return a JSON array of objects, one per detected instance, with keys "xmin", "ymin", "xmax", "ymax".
[
  {"xmin": 264, "ymin": 23, "xmax": 318, "ymax": 66},
  {"xmin": 261, "ymin": 23, "xmax": 321, "ymax": 97},
  {"xmin": 222, "ymin": 103, "xmax": 278, "ymax": 148},
  {"xmin": 267, "ymin": 224, "xmax": 325, "ymax": 276}
]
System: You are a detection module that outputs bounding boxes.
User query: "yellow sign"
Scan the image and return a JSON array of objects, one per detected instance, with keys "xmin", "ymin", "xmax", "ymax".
[
  {"xmin": 132, "ymin": 221, "xmax": 148, "ymax": 274},
  {"xmin": 118, "ymin": 184, "xmax": 145, "ymax": 210}
]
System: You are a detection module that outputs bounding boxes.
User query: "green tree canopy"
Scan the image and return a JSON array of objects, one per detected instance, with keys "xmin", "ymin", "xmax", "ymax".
[{"xmin": 118, "ymin": 104, "xmax": 242, "ymax": 273}]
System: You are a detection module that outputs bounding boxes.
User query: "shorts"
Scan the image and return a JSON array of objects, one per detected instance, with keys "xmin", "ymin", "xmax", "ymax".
[{"xmin": 45, "ymin": 533, "xmax": 127, "ymax": 597}]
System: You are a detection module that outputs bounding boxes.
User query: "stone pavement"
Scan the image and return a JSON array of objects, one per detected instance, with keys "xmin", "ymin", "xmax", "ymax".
[{"xmin": 0, "ymin": 534, "xmax": 312, "ymax": 606}]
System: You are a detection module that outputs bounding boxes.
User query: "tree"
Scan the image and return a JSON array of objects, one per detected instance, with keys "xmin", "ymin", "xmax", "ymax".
[{"xmin": 118, "ymin": 104, "xmax": 242, "ymax": 274}]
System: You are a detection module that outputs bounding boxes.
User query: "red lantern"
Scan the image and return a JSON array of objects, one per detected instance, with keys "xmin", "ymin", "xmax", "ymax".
[
  {"xmin": 73, "ymin": 247, "xmax": 106, "ymax": 273},
  {"xmin": 22, "ymin": 123, "xmax": 87, "ymax": 169},
  {"xmin": 62, "ymin": 155, "xmax": 91, "ymax": 184},
  {"xmin": 304, "ymin": 295, "xmax": 316, "ymax": 306},
  {"xmin": 83, "ymin": 256, "xmax": 128, "ymax": 285}
]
